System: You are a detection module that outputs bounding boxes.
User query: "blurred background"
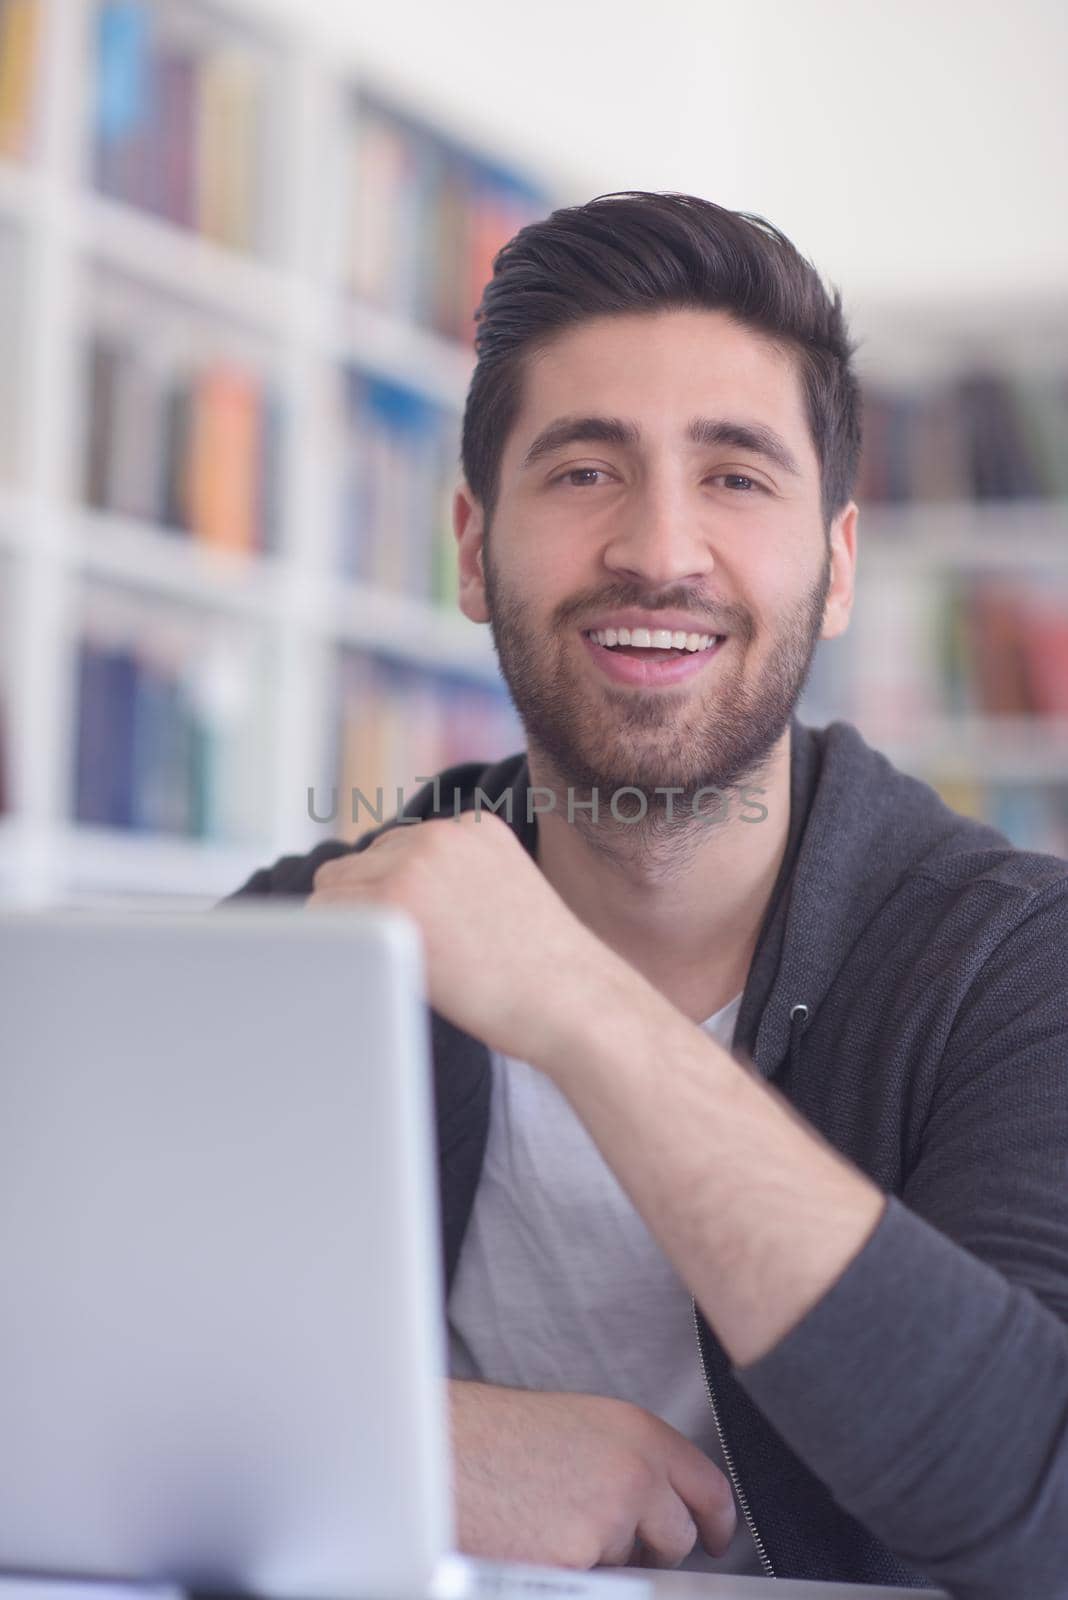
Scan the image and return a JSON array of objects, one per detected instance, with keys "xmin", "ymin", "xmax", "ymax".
[{"xmin": 0, "ymin": 0, "xmax": 1065, "ymax": 909}]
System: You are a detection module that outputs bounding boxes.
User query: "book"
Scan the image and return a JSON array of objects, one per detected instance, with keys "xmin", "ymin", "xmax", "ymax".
[
  {"xmin": 858, "ymin": 369, "xmax": 1066, "ymax": 502},
  {"xmin": 962, "ymin": 577, "xmax": 1023, "ymax": 715},
  {"xmin": 187, "ymin": 364, "xmax": 259, "ymax": 554},
  {"xmin": 339, "ymin": 369, "xmax": 460, "ymax": 599},
  {"xmin": 73, "ymin": 602, "xmax": 273, "ymax": 843},
  {"xmin": 1017, "ymin": 576, "xmax": 1068, "ymax": 717},
  {"xmin": 157, "ymin": 46, "xmax": 196, "ymax": 228},
  {"xmin": 82, "ymin": 329, "xmax": 281, "ymax": 552},
  {"xmin": 73, "ymin": 640, "xmax": 138, "ymax": 829},
  {"xmin": 344, "ymin": 91, "xmax": 548, "ymax": 342},
  {"xmin": 0, "ymin": 0, "xmax": 38, "ymax": 160},
  {"xmin": 332, "ymin": 649, "xmax": 521, "ymax": 843},
  {"xmin": 93, "ymin": 0, "xmax": 155, "ymax": 210},
  {"xmin": 90, "ymin": 0, "xmax": 269, "ymax": 254}
]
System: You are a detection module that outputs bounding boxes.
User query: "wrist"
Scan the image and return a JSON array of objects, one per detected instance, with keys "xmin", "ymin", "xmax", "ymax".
[{"xmin": 526, "ymin": 940, "xmax": 657, "ymax": 1079}]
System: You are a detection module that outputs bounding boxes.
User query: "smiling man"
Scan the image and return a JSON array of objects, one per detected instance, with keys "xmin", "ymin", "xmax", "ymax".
[
  {"xmin": 220, "ymin": 192, "xmax": 1068, "ymax": 1598},
  {"xmin": 460, "ymin": 304, "xmax": 843, "ymax": 1029}
]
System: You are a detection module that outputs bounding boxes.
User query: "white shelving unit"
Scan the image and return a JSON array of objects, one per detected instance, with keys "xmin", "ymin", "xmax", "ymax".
[
  {"xmin": 797, "ymin": 311, "xmax": 1068, "ymax": 855},
  {"xmin": 0, "ymin": 0, "xmax": 552, "ymax": 908},
  {"xmin": 0, "ymin": 0, "xmax": 1064, "ymax": 911}
]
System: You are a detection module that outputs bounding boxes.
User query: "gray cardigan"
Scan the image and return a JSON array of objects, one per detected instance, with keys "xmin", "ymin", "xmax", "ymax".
[{"xmin": 220, "ymin": 714, "xmax": 1068, "ymax": 1598}]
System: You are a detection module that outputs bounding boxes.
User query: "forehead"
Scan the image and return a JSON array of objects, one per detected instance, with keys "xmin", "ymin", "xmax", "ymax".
[{"xmin": 506, "ymin": 307, "xmax": 814, "ymax": 472}]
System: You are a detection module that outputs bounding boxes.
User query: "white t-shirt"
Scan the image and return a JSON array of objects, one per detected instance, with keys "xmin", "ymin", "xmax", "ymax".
[{"xmin": 446, "ymin": 989, "xmax": 767, "ymax": 1576}]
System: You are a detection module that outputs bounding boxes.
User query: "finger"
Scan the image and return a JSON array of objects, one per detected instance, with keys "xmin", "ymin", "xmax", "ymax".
[
  {"xmin": 633, "ymin": 1495, "xmax": 700, "ymax": 1569},
  {"xmin": 667, "ymin": 1454, "xmax": 737, "ymax": 1559}
]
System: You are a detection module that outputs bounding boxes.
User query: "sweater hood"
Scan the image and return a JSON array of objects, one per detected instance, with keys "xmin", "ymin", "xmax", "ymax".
[{"xmin": 399, "ymin": 711, "xmax": 1024, "ymax": 1082}]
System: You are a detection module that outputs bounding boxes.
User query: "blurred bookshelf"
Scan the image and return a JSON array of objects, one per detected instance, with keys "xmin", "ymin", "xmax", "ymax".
[
  {"xmin": 798, "ymin": 322, "xmax": 1068, "ymax": 859},
  {"xmin": 0, "ymin": 0, "xmax": 543, "ymax": 909},
  {"xmin": 0, "ymin": 0, "xmax": 1065, "ymax": 912}
]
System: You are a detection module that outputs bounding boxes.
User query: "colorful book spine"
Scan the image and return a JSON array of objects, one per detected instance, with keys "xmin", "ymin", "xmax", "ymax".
[
  {"xmin": 858, "ymin": 369, "xmax": 1067, "ymax": 503},
  {"xmin": 0, "ymin": 0, "xmax": 39, "ymax": 160},
  {"xmin": 804, "ymin": 569, "xmax": 1068, "ymax": 726},
  {"xmin": 72, "ymin": 607, "xmax": 272, "ymax": 842},
  {"xmin": 83, "ymin": 330, "xmax": 282, "ymax": 554},
  {"xmin": 960, "ymin": 573, "xmax": 1068, "ymax": 717},
  {"xmin": 73, "ymin": 640, "xmax": 139, "ymax": 829},
  {"xmin": 338, "ymin": 368, "xmax": 459, "ymax": 603},
  {"xmin": 345, "ymin": 90, "xmax": 547, "ymax": 345},
  {"xmin": 929, "ymin": 778, "xmax": 1068, "ymax": 859},
  {"xmin": 332, "ymin": 650, "xmax": 521, "ymax": 843},
  {"xmin": 186, "ymin": 364, "xmax": 260, "ymax": 554},
  {"xmin": 91, "ymin": 0, "xmax": 268, "ymax": 254}
]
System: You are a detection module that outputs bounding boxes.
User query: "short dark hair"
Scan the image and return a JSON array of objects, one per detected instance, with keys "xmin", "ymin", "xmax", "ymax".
[{"xmin": 460, "ymin": 190, "xmax": 863, "ymax": 538}]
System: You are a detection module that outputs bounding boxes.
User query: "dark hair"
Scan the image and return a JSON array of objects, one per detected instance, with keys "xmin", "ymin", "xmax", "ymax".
[{"xmin": 460, "ymin": 190, "xmax": 863, "ymax": 539}]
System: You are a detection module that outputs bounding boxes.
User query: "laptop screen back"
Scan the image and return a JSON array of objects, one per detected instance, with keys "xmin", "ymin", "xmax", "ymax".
[{"xmin": 0, "ymin": 904, "xmax": 453, "ymax": 1600}]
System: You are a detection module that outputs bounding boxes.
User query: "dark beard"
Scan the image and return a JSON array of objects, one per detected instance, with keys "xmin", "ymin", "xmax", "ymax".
[{"xmin": 482, "ymin": 544, "xmax": 831, "ymax": 860}]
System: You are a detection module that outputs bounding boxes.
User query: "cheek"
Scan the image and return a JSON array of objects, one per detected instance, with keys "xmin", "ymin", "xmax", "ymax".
[
  {"xmin": 496, "ymin": 532, "xmax": 580, "ymax": 611},
  {"xmin": 745, "ymin": 545, "xmax": 807, "ymax": 610}
]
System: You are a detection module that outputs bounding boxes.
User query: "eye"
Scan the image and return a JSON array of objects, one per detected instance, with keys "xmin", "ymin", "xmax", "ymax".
[
  {"xmin": 552, "ymin": 468, "xmax": 610, "ymax": 488},
  {"xmin": 550, "ymin": 469, "xmax": 767, "ymax": 492},
  {"xmin": 713, "ymin": 474, "xmax": 764, "ymax": 493}
]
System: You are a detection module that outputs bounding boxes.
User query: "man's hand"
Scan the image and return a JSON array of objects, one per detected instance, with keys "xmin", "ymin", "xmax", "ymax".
[
  {"xmin": 307, "ymin": 812, "xmax": 626, "ymax": 1066},
  {"xmin": 448, "ymin": 1379, "xmax": 737, "ymax": 1571}
]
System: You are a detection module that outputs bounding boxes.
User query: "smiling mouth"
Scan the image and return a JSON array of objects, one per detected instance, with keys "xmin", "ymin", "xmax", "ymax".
[
  {"xmin": 581, "ymin": 629, "xmax": 727, "ymax": 660},
  {"xmin": 578, "ymin": 629, "xmax": 729, "ymax": 687}
]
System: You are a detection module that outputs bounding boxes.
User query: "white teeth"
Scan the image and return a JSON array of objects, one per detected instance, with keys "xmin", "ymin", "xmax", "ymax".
[{"xmin": 587, "ymin": 627, "xmax": 719, "ymax": 653}]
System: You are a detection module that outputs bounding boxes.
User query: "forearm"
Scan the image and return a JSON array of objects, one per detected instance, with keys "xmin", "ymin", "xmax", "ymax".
[
  {"xmin": 531, "ymin": 957, "xmax": 886, "ymax": 1368},
  {"xmin": 529, "ymin": 959, "xmax": 1068, "ymax": 1597}
]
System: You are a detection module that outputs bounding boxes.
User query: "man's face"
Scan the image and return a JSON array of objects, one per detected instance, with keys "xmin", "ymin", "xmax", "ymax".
[{"xmin": 455, "ymin": 308, "xmax": 855, "ymax": 818}]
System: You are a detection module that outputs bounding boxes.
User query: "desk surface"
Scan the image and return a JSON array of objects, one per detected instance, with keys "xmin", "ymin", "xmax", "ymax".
[
  {"xmin": 0, "ymin": 1571, "xmax": 952, "ymax": 1600},
  {"xmin": 641, "ymin": 1572, "xmax": 948, "ymax": 1597},
  {"xmin": 453, "ymin": 1556, "xmax": 951, "ymax": 1600}
]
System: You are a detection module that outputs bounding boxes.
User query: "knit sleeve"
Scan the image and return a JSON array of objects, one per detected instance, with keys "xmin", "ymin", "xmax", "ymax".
[
  {"xmin": 214, "ymin": 838, "xmax": 364, "ymax": 906},
  {"xmin": 733, "ymin": 879, "xmax": 1068, "ymax": 1600}
]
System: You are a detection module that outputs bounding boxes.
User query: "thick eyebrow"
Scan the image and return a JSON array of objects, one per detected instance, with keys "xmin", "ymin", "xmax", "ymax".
[{"xmin": 519, "ymin": 414, "xmax": 803, "ymax": 479}]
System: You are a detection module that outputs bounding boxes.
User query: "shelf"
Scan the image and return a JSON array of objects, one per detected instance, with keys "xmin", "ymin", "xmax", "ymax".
[
  {"xmin": 332, "ymin": 298, "xmax": 474, "ymax": 411},
  {"xmin": 859, "ymin": 499, "xmax": 1068, "ymax": 565},
  {"xmin": 66, "ymin": 509, "xmax": 504, "ymax": 681},
  {"xmin": 62, "ymin": 819, "xmax": 267, "ymax": 899},
  {"xmin": 73, "ymin": 508, "xmax": 294, "ymax": 618},
  {"xmin": 0, "ymin": 157, "xmax": 40, "ymax": 225},
  {"xmin": 869, "ymin": 715, "xmax": 1068, "ymax": 783},
  {"xmin": 72, "ymin": 195, "xmax": 483, "ymax": 410},
  {"xmin": 329, "ymin": 577, "xmax": 502, "ymax": 683},
  {"xmin": 2, "ymin": 0, "xmax": 1066, "ymax": 906},
  {"xmin": 0, "ymin": 814, "xmax": 268, "ymax": 904},
  {"xmin": 76, "ymin": 191, "xmax": 295, "ymax": 331}
]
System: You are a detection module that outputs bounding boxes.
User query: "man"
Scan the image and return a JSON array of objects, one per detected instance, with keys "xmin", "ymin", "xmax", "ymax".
[{"xmin": 221, "ymin": 192, "xmax": 1068, "ymax": 1597}]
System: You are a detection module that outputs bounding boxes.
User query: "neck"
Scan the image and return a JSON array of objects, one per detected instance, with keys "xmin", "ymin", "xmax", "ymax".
[{"xmin": 528, "ymin": 727, "xmax": 793, "ymax": 1024}]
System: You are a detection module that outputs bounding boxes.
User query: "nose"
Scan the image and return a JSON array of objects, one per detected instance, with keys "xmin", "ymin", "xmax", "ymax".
[{"xmin": 599, "ymin": 471, "xmax": 718, "ymax": 588}]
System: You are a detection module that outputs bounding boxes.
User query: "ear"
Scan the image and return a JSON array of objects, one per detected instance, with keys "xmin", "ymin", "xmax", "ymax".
[
  {"xmin": 819, "ymin": 501, "xmax": 858, "ymax": 642},
  {"xmin": 455, "ymin": 482, "xmax": 491, "ymax": 625}
]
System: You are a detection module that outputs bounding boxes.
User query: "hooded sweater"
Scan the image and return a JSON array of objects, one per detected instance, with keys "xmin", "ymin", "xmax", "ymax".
[{"xmin": 218, "ymin": 714, "xmax": 1068, "ymax": 1599}]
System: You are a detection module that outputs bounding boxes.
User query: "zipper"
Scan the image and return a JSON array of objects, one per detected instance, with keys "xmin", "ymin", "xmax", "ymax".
[{"xmin": 691, "ymin": 1295, "xmax": 775, "ymax": 1579}]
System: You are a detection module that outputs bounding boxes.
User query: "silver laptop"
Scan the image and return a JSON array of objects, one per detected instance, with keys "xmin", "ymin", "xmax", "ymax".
[{"xmin": 0, "ymin": 906, "xmax": 945, "ymax": 1600}]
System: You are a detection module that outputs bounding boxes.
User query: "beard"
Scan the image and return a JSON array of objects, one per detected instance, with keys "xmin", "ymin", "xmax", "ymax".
[{"xmin": 482, "ymin": 536, "xmax": 832, "ymax": 856}]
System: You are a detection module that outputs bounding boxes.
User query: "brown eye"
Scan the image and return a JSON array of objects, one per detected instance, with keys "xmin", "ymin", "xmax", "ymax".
[
  {"xmin": 712, "ymin": 474, "xmax": 762, "ymax": 492},
  {"xmin": 554, "ymin": 469, "xmax": 608, "ymax": 488}
]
